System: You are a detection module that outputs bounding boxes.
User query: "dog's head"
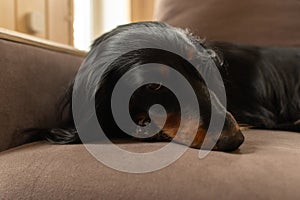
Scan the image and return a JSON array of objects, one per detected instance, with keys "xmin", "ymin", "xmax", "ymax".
[{"xmin": 83, "ymin": 22, "xmax": 244, "ymax": 151}]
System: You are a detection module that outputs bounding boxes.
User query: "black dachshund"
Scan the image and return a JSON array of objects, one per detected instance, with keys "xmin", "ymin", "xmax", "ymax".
[{"xmin": 33, "ymin": 22, "xmax": 300, "ymax": 152}]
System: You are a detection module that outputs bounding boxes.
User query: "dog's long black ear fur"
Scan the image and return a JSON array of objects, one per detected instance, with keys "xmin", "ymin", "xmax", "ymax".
[
  {"xmin": 23, "ymin": 23, "xmax": 119, "ymax": 144},
  {"xmin": 23, "ymin": 82, "xmax": 81, "ymax": 144},
  {"xmin": 43, "ymin": 83, "xmax": 81, "ymax": 144},
  {"xmin": 35, "ymin": 24, "xmax": 127, "ymax": 144}
]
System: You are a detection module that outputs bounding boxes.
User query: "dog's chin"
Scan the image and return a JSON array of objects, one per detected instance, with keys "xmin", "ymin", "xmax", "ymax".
[
  {"xmin": 175, "ymin": 129, "xmax": 245, "ymax": 152},
  {"xmin": 167, "ymin": 127, "xmax": 244, "ymax": 152},
  {"xmin": 189, "ymin": 140, "xmax": 244, "ymax": 152},
  {"xmin": 156, "ymin": 130, "xmax": 245, "ymax": 152}
]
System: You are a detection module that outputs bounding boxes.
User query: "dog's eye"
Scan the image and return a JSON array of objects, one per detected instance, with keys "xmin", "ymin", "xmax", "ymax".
[{"xmin": 147, "ymin": 83, "xmax": 162, "ymax": 91}]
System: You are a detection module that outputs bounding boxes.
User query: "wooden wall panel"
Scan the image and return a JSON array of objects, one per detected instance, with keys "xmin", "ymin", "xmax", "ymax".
[
  {"xmin": 92, "ymin": 0, "xmax": 104, "ymax": 40},
  {"xmin": 48, "ymin": 0, "xmax": 73, "ymax": 45},
  {"xmin": 131, "ymin": 0, "xmax": 155, "ymax": 22},
  {"xmin": 16, "ymin": 0, "xmax": 46, "ymax": 38},
  {"xmin": 0, "ymin": 0, "xmax": 15, "ymax": 29}
]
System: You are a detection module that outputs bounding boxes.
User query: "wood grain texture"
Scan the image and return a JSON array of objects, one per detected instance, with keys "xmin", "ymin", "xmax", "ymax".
[
  {"xmin": 0, "ymin": 0, "xmax": 15, "ymax": 29},
  {"xmin": 48, "ymin": 0, "xmax": 73, "ymax": 45}
]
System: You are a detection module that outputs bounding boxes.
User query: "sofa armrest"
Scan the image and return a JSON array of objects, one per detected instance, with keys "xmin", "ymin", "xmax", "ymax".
[{"xmin": 0, "ymin": 28, "xmax": 85, "ymax": 152}]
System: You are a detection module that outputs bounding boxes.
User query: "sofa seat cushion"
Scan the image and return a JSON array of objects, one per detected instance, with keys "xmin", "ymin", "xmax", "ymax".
[{"xmin": 1, "ymin": 130, "xmax": 300, "ymax": 199}]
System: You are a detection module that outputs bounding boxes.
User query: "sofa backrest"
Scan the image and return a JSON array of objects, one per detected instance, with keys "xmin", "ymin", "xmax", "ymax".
[
  {"xmin": 154, "ymin": 0, "xmax": 300, "ymax": 46},
  {"xmin": 0, "ymin": 29, "xmax": 85, "ymax": 152}
]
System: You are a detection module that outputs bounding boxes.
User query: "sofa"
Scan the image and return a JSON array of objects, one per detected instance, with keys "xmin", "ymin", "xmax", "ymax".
[{"xmin": 1, "ymin": 0, "xmax": 300, "ymax": 199}]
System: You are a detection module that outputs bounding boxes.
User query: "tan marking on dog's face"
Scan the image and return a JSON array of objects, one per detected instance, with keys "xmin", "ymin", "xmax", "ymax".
[{"xmin": 154, "ymin": 113, "xmax": 207, "ymax": 148}]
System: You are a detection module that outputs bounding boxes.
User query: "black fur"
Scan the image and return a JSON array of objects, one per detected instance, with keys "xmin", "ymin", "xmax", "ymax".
[{"xmin": 28, "ymin": 22, "xmax": 300, "ymax": 149}]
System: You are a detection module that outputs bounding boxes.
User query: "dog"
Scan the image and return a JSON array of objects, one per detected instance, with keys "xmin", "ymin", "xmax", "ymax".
[{"xmin": 33, "ymin": 22, "xmax": 300, "ymax": 152}]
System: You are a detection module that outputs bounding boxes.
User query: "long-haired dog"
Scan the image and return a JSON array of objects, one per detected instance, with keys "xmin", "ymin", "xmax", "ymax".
[{"xmin": 31, "ymin": 22, "xmax": 300, "ymax": 152}]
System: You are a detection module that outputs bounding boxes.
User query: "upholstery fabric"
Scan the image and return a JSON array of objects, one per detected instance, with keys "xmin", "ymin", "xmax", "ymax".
[
  {"xmin": 0, "ymin": 39, "xmax": 83, "ymax": 152},
  {"xmin": 1, "ymin": 130, "xmax": 300, "ymax": 199},
  {"xmin": 154, "ymin": 0, "xmax": 300, "ymax": 46}
]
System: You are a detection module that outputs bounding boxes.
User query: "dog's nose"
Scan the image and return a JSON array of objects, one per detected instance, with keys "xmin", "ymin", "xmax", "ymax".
[{"xmin": 215, "ymin": 130, "xmax": 244, "ymax": 152}]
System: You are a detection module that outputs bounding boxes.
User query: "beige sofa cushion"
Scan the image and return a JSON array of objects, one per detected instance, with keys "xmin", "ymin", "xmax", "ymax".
[
  {"xmin": 155, "ymin": 0, "xmax": 300, "ymax": 46},
  {"xmin": 1, "ymin": 130, "xmax": 300, "ymax": 199},
  {"xmin": 0, "ymin": 29, "xmax": 84, "ymax": 152}
]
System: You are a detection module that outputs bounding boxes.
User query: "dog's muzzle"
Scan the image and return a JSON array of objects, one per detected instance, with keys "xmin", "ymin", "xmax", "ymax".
[{"xmin": 215, "ymin": 130, "xmax": 245, "ymax": 152}]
